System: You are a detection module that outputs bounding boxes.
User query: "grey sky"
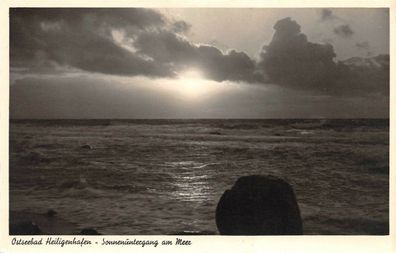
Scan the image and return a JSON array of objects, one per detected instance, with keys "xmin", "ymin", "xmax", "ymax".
[{"xmin": 10, "ymin": 8, "xmax": 389, "ymax": 119}]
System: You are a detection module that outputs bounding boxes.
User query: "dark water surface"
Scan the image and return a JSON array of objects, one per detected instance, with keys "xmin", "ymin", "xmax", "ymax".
[{"xmin": 9, "ymin": 119, "xmax": 389, "ymax": 234}]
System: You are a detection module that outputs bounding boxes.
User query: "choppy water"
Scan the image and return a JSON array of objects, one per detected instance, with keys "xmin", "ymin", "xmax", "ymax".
[{"xmin": 9, "ymin": 119, "xmax": 389, "ymax": 234}]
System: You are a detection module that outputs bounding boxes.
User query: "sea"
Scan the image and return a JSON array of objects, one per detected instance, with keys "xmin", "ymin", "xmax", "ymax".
[{"xmin": 9, "ymin": 119, "xmax": 389, "ymax": 235}]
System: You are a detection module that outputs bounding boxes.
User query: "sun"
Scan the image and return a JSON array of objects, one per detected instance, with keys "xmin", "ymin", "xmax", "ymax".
[
  {"xmin": 177, "ymin": 69, "xmax": 208, "ymax": 98},
  {"xmin": 157, "ymin": 68, "xmax": 224, "ymax": 101}
]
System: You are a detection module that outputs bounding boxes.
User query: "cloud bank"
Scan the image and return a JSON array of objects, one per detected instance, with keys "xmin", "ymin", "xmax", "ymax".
[{"xmin": 10, "ymin": 8, "xmax": 388, "ymax": 98}]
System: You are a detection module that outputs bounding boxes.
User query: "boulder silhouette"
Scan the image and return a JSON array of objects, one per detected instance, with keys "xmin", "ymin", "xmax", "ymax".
[{"xmin": 216, "ymin": 175, "xmax": 303, "ymax": 235}]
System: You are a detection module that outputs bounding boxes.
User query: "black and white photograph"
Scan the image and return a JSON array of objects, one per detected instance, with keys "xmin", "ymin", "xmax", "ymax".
[{"xmin": 7, "ymin": 6, "xmax": 390, "ymax": 239}]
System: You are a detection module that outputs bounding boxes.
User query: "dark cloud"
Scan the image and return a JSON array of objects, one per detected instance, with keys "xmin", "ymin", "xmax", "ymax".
[
  {"xmin": 196, "ymin": 46, "xmax": 259, "ymax": 83},
  {"xmin": 10, "ymin": 8, "xmax": 172, "ymax": 77},
  {"xmin": 258, "ymin": 18, "xmax": 347, "ymax": 94},
  {"xmin": 342, "ymin": 54, "xmax": 389, "ymax": 96},
  {"xmin": 133, "ymin": 30, "xmax": 259, "ymax": 82},
  {"xmin": 334, "ymin": 24, "xmax": 354, "ymax": 38},
  {"xmin": 258, "ymin": 17, "xmax": 388, "ymax": 97},
  {"xmin": 134, "ymin": 30, "xmax": 196, "ymax": 64},
  {"xmin": 320, "ymin": 8, "xmax": 336, "ymax": 21}
]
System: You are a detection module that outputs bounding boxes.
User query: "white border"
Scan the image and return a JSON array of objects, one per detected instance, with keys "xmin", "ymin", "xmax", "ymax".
[{"xmin": 0, "ymin": 1, "xmax": 394, "ymax": 253}]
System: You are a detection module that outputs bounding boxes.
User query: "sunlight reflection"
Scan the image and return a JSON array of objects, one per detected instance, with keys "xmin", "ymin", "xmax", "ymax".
[{"xmin": 167, "ymin": 161, "xmax": 212, "ymax": 202}]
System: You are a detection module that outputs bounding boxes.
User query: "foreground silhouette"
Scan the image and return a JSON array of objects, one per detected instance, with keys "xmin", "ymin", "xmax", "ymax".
[{"xmin": 216, "ymin": 175, "xmax": 303, "ymax": 235}]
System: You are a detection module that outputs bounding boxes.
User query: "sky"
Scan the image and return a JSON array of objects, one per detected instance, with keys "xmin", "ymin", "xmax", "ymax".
[{"xmin": 9, "ymin": 8, "xmax": 389, "ymax": 119}]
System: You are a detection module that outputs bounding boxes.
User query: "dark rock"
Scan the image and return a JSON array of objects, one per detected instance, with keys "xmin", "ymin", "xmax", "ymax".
[
  {"xmin": 80, "ymin": 228, "xmax": 101, "ymax": 235},
  {"xmin": 80, "ymin": 144, "xmax": 92, "ymax": 150},
  {"xmin": 10, "ymin": 221, "xmax": 43, "ymax": 235},
  {"xmin": 216, "ymin": 175, "xmax": 303, "ymax": 235},
  {"xmin": 46, "ymin": 209, "xmax": 57, "ymax": 217}
]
